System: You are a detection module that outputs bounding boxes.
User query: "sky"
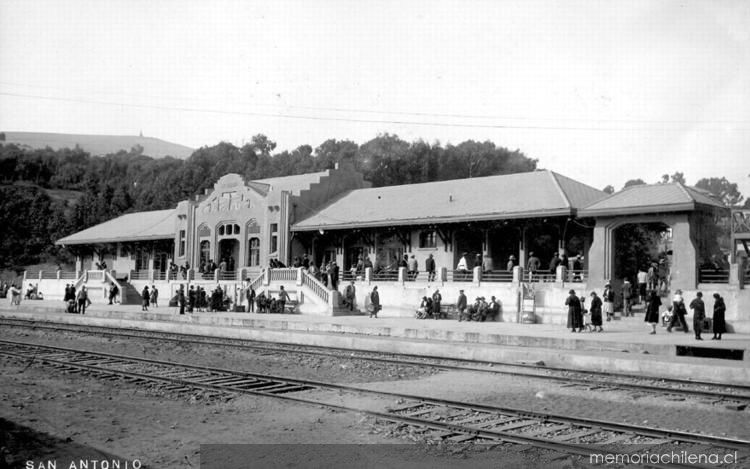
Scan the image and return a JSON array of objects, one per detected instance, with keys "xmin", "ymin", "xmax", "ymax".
[{"xmin": 1, "ymin": 0, "xmax": 749, "ymax": 198}]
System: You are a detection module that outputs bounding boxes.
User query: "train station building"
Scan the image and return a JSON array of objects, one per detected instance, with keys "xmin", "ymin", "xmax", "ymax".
[{"xmin": 45, "ymin": 166, "xmax": 749, "ymax": 330}]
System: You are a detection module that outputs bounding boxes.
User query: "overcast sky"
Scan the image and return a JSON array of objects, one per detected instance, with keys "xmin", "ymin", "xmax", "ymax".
[{"xmin": 1, "ymin": 0, "xmax": 749, "ymax": 197}]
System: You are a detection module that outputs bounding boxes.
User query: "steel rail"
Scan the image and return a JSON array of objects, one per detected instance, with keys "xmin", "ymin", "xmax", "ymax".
[
  {"xmin": 1, "ymin": 317, "xmax": 749, "ymax": 404},
  {"xmin": 1, "ymin": 338, "xmax": 748, "ymax": 458}
]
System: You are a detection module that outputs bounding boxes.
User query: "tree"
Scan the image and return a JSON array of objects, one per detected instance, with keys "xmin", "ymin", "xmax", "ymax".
[
  {"xmin": 603, "ymin": 185, "xmax": 615, "ymax": 194},
  {"xmin": 661, "ymin": 172, "xmax": 685, "ymax": 184},
  {"xmin": 623, "ymin": 179, "xmax": 646, "ymax": 189},
  {"xmin": 695, "ymin": 177, "xmax": 744, "ymax": 206}
]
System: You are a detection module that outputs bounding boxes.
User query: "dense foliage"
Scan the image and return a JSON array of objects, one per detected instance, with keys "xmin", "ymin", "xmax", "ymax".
[{"xmin": 0, "ymin": 134, "xmax": 537, "ymax": 270}]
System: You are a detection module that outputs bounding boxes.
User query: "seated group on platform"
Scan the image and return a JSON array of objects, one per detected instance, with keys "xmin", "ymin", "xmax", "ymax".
[
  {"xmin": 459, "ymin": 296, "xmax": 500, "ymax": 322},
  {"xmin": 415, "ymin": 289, "xmax": 444, "ymax": 319}
]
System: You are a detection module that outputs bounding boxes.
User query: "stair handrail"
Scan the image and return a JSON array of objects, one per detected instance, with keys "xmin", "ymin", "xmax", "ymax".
[
  {"xmin": 73, "ymin": 273, "xmax": 86, "ymax": 290},
  {"xmin": 300, "ymin": 269, "xmax": 330, "ymax": 304},
  {"xmin": 104, "ymin": 270, "xmax": 123, "ymax": 303},
  {"xmin": 245, "ymin": 269, "xmax": 266, "ymax": 293}
]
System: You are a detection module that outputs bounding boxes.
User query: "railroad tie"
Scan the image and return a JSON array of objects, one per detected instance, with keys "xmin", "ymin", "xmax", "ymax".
[
  {"xmin": 486, "ymin": 419, "xmax": 538, "ymax": 432},
  {"xmin": 550, "ymin": 428, "xmax": 601, "ymax": 442}
]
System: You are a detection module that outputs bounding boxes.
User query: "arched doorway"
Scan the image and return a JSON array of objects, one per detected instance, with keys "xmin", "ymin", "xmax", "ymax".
[{"xmin": 613, "ymin": 222, "xmax": 671, "ymax": 289}]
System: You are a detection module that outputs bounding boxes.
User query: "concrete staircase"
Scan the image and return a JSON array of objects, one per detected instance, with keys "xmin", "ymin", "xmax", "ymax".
[{"xmin": 120, "ymin": 283, "xmax": 142, "ymax": 305}]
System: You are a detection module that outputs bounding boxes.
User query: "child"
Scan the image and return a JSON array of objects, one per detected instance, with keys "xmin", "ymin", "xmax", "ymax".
[
  {"xmin": 662, "ymin": 305, "xmax": 673, "ymax": 327},
  {"xmin": 580, "ymin": 295, "xmax": 592, "ymax": 332}
]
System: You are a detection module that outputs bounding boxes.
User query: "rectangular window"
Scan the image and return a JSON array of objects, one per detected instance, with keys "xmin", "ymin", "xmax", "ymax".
[
  {"xmin": 178, "ymin": 230, "xmax": 186, "ymax": 257},
  {"xmin": 269, "ymin": 223, "xmax": 278, "ymax": 253},
  {"xmin": 419, "ymin": 230, "xmax": 437, "ymax": 248}
]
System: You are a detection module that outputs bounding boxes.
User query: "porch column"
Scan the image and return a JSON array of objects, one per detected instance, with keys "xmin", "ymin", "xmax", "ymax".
[
  {"xmin": 670, "ymin": 215, "xmax": 697, "ymax": 290},
  {"xmin": 518, "ymin": 226, "xmax": 527, "ymax": 271},
  {"xmin": 482, "ymin": 229, "xmax": 493, "ymax": 271},
  {"xmin": 587, "ymin": 219, "xmax": 610, "ymax": 291}
]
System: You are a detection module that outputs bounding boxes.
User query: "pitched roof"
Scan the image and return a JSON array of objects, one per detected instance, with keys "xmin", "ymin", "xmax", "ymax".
[
  {"xmin": 293, "ymin": 170, "xmax": 607, "ymax": 231},
  {"xmin": 56, "ymin": 209, "xmax": 176, "ymax": 245},
  {"xmin": 254, "ymin": 170, "xmax": 330, "ymax": 195},
  {"xmin": 578, "ymin": 183, "xmax": 727, "ymax": 217}
]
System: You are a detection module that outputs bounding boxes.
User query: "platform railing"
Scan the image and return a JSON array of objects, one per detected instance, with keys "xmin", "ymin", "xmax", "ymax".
[
  {"xmin": 565, "ymin": 270, "xmax": 588, "ymax": 283},
  {"xmin": 372, "ymin": 269, "xmax": 398, "ymax": 281},
  {"xmin": 218, "ymin": 270, "xmax": 237, "ymax": 281},
  {"xmin": 699, "ymin": 269, "xmax": 730, "ymax": 284},
  {"xmin": 153, "ymin": 270, "xmax": 167, "ymax": 281},
  {"xmin": 268, "ymin": 268, "xmax": 298, "ymax": 282},
  {"xmin": 480, "ymin": 270, "xmax": 513, "ymax": 283},
  {"xmin": 59, "ymin": 271, "xmax": 78, "ymax": 280},
  {"xmin": 447, "ymin": 269, "xmax": 472, "ymax": 282},
  {"xmin": 129, "ymin": 270, "xmax": 150, "ymax": 281}
]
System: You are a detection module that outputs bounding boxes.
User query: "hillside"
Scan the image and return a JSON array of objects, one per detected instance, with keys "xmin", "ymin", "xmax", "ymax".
[{"xmin": 1, "ymin": 131, "xmax": 194, "ymax": 159}]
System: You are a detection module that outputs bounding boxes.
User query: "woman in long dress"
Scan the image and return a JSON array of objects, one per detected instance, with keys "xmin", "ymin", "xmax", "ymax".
[
  {"xmin": 589, "ymin": 291, "xmax": 603, "ymax": 332},
  {"xmin": 712, "ymin": 293, "xmax": 727, "ymax": 340},
  {"xmin": 644, "ymin": 290, "xmax": 661, "ymax": 335},
  {"xmin": 565, "ymin": 289, "xmax": 582, "ymax": 333}
]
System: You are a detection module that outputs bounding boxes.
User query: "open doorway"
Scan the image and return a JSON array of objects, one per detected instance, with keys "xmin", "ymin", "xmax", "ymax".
[{"xmin": 218, "ymin": 239, "xmax": 240, "ymax": 271}]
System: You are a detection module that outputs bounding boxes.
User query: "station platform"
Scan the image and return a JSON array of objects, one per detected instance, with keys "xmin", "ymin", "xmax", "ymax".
[{"xmin": 2, "ymin": 300, "xmax": 749, "ymax": 386}]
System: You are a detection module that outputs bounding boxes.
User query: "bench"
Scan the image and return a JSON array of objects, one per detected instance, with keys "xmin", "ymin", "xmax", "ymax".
[{"xmin": 417, "ymin": 304, "xmax": 457, "ymax": 320}]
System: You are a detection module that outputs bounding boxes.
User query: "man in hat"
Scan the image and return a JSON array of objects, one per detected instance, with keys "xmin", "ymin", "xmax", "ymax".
[
  {"xmin": 527, "ymin": 252, "xmax": 541, "ymax": 281},
  {"xmin": 488, "ymin": 296, "xmax": 501, "ymax": 321},
  {"xmin": 425, "ymin": 254, "xmax": 436, "ymax": 282},
  {"xmin": 456, "ymin": 289, "xmax": 467, "ymax": 321},
  {"xmin": 344, "ymin": 281, "xmax": 356, "ymax": 311},
  {"xmin": 369, "ymin": 286, "xmax": 380, "ymax": 318},
  {"xmin": 689, "ymin": 291, "xmax": 705, "ymax": 340},
  {"xmin": 603, "ymin": 282, "xmax": 615, "ymax": 321}
]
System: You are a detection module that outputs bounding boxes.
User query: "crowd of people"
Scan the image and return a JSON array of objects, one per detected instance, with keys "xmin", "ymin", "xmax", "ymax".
[
  {"xmin": 170, "ymin": 284, "xmax": 235, "ymax": 314},
  {"xmin": 1, "ymin": 282, "xmax": 22, "ymax": 305},
  {"xmin": 563, "ymin": 284, "xmax": 727, "ymax": 340},
  {"xmin": 63, "ymin": 284, "xmax": 91, "ymax": 314}
]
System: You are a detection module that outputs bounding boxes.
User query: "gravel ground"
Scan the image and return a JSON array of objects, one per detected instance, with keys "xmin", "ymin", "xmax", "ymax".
[{"xmin": 1, "ymin": 326, "xmax": 747, "ymax": 469}]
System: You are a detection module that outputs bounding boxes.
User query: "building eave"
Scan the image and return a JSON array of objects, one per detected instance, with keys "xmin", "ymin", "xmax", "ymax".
[{"xmin": 292, "ymin": 208, "xmax": 573, "ymax": 232}]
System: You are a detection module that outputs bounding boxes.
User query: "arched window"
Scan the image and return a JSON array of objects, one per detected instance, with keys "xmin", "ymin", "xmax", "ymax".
[
  {"xmin": 248, "ymin": 238, "xmax": 260, "ymax": 266},
  {"xmin": 218, "ymin": 225, "xmax": 225, "ymax": 236}
]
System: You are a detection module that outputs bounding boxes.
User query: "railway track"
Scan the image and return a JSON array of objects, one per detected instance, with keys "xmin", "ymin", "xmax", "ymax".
[
  {"xmin": 1, "ymin": 338, "xmax": 748, "ymax": 469},
  {"xmin": 2, "ymin": 317, "xmax": 749, "ymax": 407}
]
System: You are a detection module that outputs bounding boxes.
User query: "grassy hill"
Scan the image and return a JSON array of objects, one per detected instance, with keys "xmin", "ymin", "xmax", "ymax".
[{"xmin": 1, "ymin": 131, "xmax": 194, "ymax": 159}]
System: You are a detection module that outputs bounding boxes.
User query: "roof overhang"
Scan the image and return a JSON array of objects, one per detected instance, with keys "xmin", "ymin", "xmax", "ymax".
[
  {"xmin": 56, "ymin": 234, "xmax": 174, "ymax": 246},
  {"xmin": 292, "ymin": 208, "xmax": 573, "ymax": 232},
  {"xmin": 578, "ymin": 201, "xmax": 730, "ymax": 218}
]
